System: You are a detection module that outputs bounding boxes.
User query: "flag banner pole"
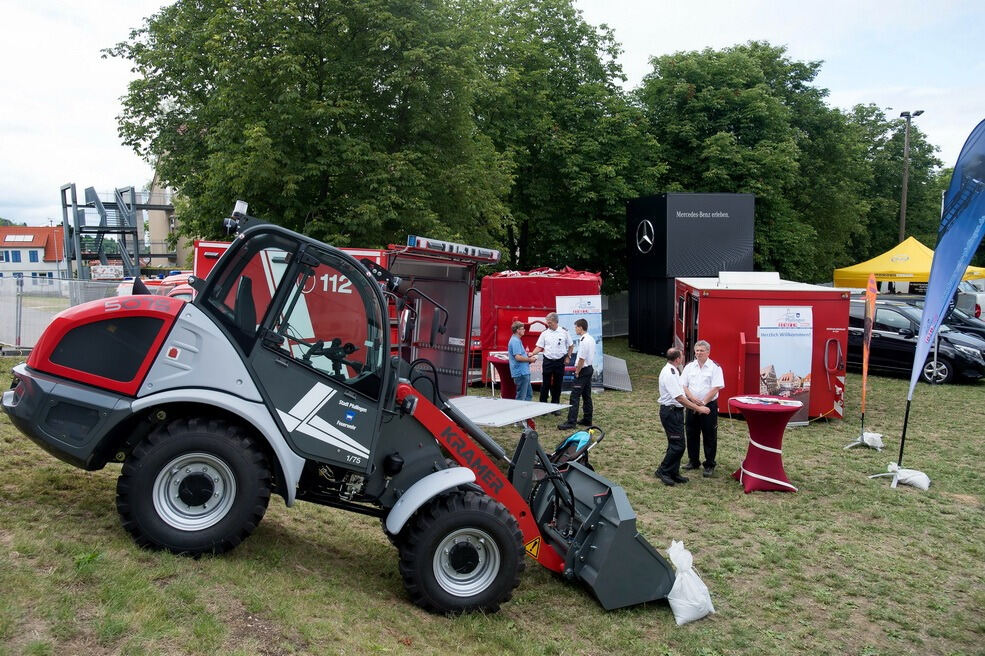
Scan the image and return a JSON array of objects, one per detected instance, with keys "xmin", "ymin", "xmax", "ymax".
[
  {"xmin": 869, "ymin": 399, "xmax": 912, "ymax": 487},
  {"xmin": 846, "ymin": 273, "xmax": 878, "ymax": 450},
  {"xmin": 897, "ymin": 400, "xmax": 912, "ymax": 468}
]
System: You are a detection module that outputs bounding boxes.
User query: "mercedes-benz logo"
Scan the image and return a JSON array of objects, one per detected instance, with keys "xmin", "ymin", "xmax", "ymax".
[{"xmin": 636, "ymin": 219, "xmax": 655, "ymax": 254}]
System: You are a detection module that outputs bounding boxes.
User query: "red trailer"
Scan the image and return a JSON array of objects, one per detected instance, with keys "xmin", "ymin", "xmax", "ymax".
[
  {"xmin": 673, "ymin": 272, "xmax": 850, "ymax": 421},
  {"xmin": 479, "ymin": 268, "xmax": 602, "ymax": 383}
]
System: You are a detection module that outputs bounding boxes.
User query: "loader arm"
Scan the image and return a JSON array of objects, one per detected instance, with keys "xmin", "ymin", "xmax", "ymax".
[{"xmin": 395, "ymin": 383, "xmax": 566, "ymax": 573}]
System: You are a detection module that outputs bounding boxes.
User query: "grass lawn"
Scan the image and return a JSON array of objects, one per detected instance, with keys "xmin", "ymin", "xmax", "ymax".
[{"xmin": 1, "ymin": 339, "xmax": 983, "ymax": 656}]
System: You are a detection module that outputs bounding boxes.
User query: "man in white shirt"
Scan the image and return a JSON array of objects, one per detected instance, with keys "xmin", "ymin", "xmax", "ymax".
[
  {"xmin": 656, "ymin": 347, "xmax": 710, "ymax": 486},
  {"xmin": 681, "ymin": 340, "xmax": 725, "ymax": 477},
  {"xmin": 531, "ymin": 312, "xmax": 573, "ymax": 408},
  {"xmin": 557, "ymin": 318, "xmax": 595, "ymax": 430}
]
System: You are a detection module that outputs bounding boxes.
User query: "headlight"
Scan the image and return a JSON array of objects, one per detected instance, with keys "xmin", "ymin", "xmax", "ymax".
[{"xmin": 953, "ymin": 343, "xmax": 985, "ymax": 364}]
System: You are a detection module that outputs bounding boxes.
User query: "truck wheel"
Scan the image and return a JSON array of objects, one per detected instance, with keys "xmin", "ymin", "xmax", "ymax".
[
  {"xmin": 116, "ymin": 418, "xmax": 271, "ymax": 555},
  {"xmin": 921, "ymin": 357, "xmax": 954, "ymax": 384},
  {"xmin": 397, "ymin": 491, "xmax": 524, "ymax": 614}
]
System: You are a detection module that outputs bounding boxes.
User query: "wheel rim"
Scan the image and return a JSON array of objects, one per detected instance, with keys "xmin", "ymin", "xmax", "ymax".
[
  {"xmin": 152, "ymin": 452, "xmax": 237, "ymax": 531},
  {"xmin": 432, "ymin": 528, "xmax": 501, "ymax": 597},
  {"xmin": 923, "ymin": 360, "xmax": 949, "ymax": 383}
]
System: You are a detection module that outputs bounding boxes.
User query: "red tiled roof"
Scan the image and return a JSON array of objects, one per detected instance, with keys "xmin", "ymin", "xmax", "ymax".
[{"xmin": 0, "ymin": 226, "xmax": 65, "ymax": 262}]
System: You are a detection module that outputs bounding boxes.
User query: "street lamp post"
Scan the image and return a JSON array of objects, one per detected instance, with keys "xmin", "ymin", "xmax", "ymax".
[{"xmin": 898, "ymin": 110, "xmax": 924, "ymax": 243}]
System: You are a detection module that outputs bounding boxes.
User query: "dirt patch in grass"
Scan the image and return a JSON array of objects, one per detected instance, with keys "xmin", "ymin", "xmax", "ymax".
[
  {"xmin": 947, "ymin": 493, "xmax": 982, "ymax": 507},
  {"xmin": 207, "ymin": 587, "xmax": 306, "ymax": 655}
]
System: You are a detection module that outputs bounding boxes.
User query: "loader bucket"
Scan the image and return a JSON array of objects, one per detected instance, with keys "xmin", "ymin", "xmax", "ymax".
[{"xmin": 531, "ymin": 462, "xmax": 675, "ymax": 610}]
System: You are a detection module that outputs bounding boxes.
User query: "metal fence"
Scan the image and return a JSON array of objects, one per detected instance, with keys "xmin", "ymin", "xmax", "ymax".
[
  {"xmin": 0, "ymin": 278, "xmax": 119, "ymax": 351},
  {"xmin": 0, "ymin": 279, "xmax": 632, "ymax": 352}
]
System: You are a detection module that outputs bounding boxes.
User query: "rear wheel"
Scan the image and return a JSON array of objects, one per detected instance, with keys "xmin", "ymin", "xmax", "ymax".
[
  {"xmin": 921, "ymin": 357, "xmax": 954, "ymax": 384},
  {"xmin": 116, "ymin": 417, "xmax": 271, "ymax": 555},
  {"xmin": 397, "ymin": 491, "xmax": 524, "ymax": 614}
]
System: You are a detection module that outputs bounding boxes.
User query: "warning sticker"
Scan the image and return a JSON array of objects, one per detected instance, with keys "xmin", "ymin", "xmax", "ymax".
[{"xmin": 524, "ymin": 537, "xmax": 541, "ymax": 559}]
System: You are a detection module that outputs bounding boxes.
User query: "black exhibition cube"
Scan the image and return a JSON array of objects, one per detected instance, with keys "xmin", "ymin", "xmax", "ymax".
[{"xmin": 627, "ymin": 193, "xmax": 755, "ymax": 355}]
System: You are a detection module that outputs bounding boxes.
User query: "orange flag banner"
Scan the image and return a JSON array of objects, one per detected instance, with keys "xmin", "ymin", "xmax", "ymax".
[{"xmin": 861, "ymin": 274, "xmax": 877, "ymax": 413}]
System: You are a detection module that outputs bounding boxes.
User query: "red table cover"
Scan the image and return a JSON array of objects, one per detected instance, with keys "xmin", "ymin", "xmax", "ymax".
[{"xmin": 729, "ymin": 396, "xmax": 802, "ymax": 493}]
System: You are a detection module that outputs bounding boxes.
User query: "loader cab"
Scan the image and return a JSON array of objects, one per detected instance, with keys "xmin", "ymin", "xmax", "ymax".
[{"xmin": 197, "ymin": 225, "xmax": 393, "ymax": 472}]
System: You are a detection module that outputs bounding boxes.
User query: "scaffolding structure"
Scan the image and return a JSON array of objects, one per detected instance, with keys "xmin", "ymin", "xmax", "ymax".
[{"xmin": 59, "ymin": 183, "xmax": 175, "ymax": 279}]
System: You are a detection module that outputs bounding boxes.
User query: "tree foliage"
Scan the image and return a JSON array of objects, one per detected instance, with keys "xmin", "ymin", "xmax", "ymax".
[
  {"xmin": 637, "ymin": 42, "xmax": 877, "ymax": 281},
  {"xmin": 109, "ymin": 0, "xmax": 511, "ymax": 249},
  {"xmin": 110, "ymin": 2, "xmax": 953, "ymax": 287},
  {"xmin": 472, "ymin": 0, "xmax": 663, "ymax": 288},
  {"xmin": 846, "ymin": 105, "xmax": 943, "ymax": 259}
]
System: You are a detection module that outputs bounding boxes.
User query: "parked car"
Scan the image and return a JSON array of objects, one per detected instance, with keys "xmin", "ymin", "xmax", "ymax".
[
  {"xmin": 956, "ymin": 280, "xmax": 984, "ymax": 318},
  {"xmin": 890, "ymin": 296, "xmax": 985, "ymax": 342},
  {"xmin": 166, "ymin": 283, "xmax": 195, "ymax": 302},
  {"xmin": 156, "ymin": 271, "xmax": 192, "ymax": 296},
  {"xmin": 847, "ymin": 299, "xmax": 985, "ymax": 384}
]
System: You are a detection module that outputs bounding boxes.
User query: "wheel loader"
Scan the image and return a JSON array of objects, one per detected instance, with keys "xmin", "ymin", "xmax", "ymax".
[{"xmin": 3, "ymin": 206, "xmax": 675, "ymax": 613}]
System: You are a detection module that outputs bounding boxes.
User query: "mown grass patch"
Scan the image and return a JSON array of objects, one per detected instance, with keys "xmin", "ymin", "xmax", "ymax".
[{"xmin": 1, "ymin": 344, "xmax": 983, "ymax": 655}]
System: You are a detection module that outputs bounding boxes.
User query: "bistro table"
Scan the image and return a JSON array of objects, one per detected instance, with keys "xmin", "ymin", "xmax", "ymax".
[{"xmin": 729, "ymin": 395, "xmax": 802, "ymax": 493}]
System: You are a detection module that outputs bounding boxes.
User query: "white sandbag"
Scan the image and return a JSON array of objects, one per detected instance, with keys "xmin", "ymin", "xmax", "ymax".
[
  {"xmin": 844, "ymin": 431, "xmax": 884, "ymax": 451},
  {"xmin": 887, "ymin": 462, "xmax": 930, "ymax": 490},
  {"xmin": 667, "ymin": 540, "xmax": 715, "ymax": 626},
  {"xmin": 861, "ymin": 432, "xmax": 884, "ymax": 450}
]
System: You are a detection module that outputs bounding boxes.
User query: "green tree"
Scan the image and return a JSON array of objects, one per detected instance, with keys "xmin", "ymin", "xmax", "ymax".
[
  {"xmin": 635, "ymin": 42, "xmax": 875, "ymax": 281},
  {"xmin": 847, "ymin": 105, "xmax": 942, "ymax": 259},
  {"xmin": 108, "ymin": 0, "xmax": 511, "ymax": 249},
  {"xmin": 473, "ymin": 0, "xmax": 663, "ymax": 289}
]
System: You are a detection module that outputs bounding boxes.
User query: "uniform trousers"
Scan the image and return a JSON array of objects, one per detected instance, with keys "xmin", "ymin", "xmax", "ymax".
[
  {"xmin": 657, "ymin": 405, "xmax": 685, "ymax": 477},
  {"xmin": 565, "ymin": 366, "xmax": 593, "ymax": 423},
  {"xmin": 539, "ymin": 356, "xmax": 567, "ymax": 404},
  {"xmin": 685, "ymin": 399, "xmax": 718, "ymax": 468}
]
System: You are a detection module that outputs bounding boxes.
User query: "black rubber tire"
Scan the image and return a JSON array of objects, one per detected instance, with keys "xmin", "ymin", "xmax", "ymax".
[
  {"xmin": 116, "ymin": 417, "xmax": 271, "ymax": 555},
  {"xmin": 921, "ymin": 357, "xmax": 954, "ymax": 384},
  {"xmin": 397, "ymin": 490, "xmax": 524, "ymax": 614}
]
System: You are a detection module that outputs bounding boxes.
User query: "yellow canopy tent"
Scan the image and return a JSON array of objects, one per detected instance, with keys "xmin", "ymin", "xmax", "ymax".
[{"xmin": 833, "ymin": 236, "xmax": 985, "ymax": 288}]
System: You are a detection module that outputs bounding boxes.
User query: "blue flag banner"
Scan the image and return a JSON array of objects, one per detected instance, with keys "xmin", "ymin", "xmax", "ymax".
[{"xmin": 907, "ymin": 119, "xmax": 985, "ymax": 399}]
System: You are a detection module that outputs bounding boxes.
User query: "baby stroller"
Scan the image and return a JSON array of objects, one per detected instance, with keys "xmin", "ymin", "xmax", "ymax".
[{"xmin": 533, "ymin": 425, "xmax": 605, "ymax": 481}]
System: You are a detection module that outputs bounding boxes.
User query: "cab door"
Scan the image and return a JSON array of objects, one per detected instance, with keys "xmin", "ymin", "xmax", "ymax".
[{"xmin": 249, "ymin": 243, "xmax": 390, "ymax": 472}]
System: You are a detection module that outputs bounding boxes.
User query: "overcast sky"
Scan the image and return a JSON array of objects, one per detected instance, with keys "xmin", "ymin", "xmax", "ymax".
[{"xmin": 2, "ymin": 0, "xmax": 982, "ymax": 226}]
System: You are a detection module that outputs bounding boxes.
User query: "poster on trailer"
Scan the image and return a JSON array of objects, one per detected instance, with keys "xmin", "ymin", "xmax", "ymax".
[
  {"xmin": 758, "ymin": 306, "xmax": 812, "ymax": 425},
  {"xmin": 556, "ymin": 295, "xmax": 604, "ymax": 387}
]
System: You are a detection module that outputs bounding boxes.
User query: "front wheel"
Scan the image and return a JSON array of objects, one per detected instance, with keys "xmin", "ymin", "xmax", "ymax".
[
  {"xmin": 397, "ymin": 491, "xmax": 524, "ymax": 614},
  {"xmin": 921, "ymin": 357, "xmax": 954, "ymax": 384},
  {"xmin": 116, "ymin": 417, "xmax": 271, "ymax": 555}
]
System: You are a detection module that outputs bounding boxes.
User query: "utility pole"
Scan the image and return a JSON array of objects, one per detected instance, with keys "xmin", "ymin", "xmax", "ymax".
[{"xmin": 898, "ymin": 110, "xmax": 924, "ymax": 243}]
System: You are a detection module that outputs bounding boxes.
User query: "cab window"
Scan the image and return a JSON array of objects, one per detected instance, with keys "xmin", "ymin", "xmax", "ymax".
[
  {"xmin": 268, "ymin": 247, "xmax": 386, "ymax": 398},
  {"xmin": 204, "ymin": 233, "xmax": 296, "ymax": 352}
]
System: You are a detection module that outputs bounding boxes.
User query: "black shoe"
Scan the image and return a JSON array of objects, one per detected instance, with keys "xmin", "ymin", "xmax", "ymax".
[
  {"xmin": 703, "ymin": 467, "xmax": 715, "ymax": 478},
  {"xmin": 655, "ymin": 472, "xmax": 676, "ymax": 486},
  {"xmin": 682, "ymin": 462, "xmax": 700, "ymax": 471},
  {"xmin": 577, "ymin": 418, "xmax": 592, "ymax": 426},
  {"xmin": 673, "ymin": 474, "xmax": 689, "ymax": 484},
  {"xmin": 557, "ymin": 422, "xmax": 576, "ymax": 430}
]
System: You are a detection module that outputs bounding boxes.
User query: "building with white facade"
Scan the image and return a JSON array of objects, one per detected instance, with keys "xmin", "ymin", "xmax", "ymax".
[{"xmin": 0, "ymin": 226, "xmax": 67, "ymax": 279}]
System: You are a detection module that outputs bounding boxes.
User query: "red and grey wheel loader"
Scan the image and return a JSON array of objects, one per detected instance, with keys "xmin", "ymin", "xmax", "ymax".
[{"xmin": 3, "ymin": 206, "xmax": 675, "ymax": 614}]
